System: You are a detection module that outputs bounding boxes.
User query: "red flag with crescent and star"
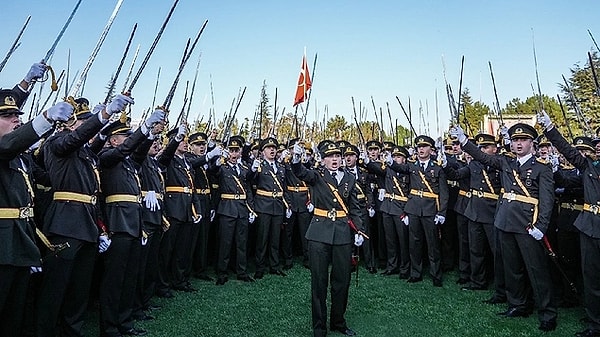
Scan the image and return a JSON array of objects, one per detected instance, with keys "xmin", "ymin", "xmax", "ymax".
[{"xmin": 293, "ymin": 54, "xmax": 312, "ymax": 106}]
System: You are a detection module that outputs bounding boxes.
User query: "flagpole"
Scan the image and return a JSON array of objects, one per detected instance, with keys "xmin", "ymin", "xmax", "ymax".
[{"xmin": 303, "ymin": 52, "xmax": 317, "ymax": 139}]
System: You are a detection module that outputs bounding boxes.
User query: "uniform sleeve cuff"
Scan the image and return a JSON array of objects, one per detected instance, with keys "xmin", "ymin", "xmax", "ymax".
[{"xmin": 31, "ymin": 114, "xmax": 54, "ymax": 136}]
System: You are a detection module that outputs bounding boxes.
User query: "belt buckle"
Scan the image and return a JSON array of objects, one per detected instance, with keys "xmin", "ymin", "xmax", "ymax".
[
  {"xmin": 417, "ymin": 190, "xmax": 424, "ymax": 197},
  {"xmin": 591, "ymin": 204, "xmax": 600, "ymax": 215},
  {"xmin": 19, "ymin": 207, "xmax": 33, "ymax": 219},
  {"xmin": 272, "ymin": 191, "xmax": 279, "ymax": 198},
  {"xmin": 466, "ymin": 191, "xmax": 472, "ymax": 198},
  {"xmin": 294, "ymin": 187, "xmax": 299, "ymax": 192},
  {"xmin": 90, "ymin": 195, "xmax": 97, "ymax": 205},
  {"xmin": 234, "ymin": 194, "xmax": 240, "ymax": 200},
  {"xmin": 506, "ymin": 192, "xmax": 516, "ymax": 202},
  {"xmin": 183, "ymin": 186, "xmax": 190, "ymax": 193},
  {"xmin": 327, "ymin": 209, "xmax": 337, "ymax": 221},
  {"xmin": 390, "ymin": 193, "xmax": 395, "ymax": 200},
  {"xmin": 137, "ymin": 195, "xmax": 143, "ymax": 204},
  {"xmin": 474, "ymin": 191, "xmax": 483, "ymax": 198}
]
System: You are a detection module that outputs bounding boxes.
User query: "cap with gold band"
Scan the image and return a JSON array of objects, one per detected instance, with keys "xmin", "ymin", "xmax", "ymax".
[
  {"xmin": 0, "ymin": 89, "xmax": 22, "ymax": 116},
  {"xmin": 189, "ymin": 132, "xmax": 208, "ymax": 145},
  {"xmin": 573, "ymin": 136, "xmax": 594, "ymax": 151},
  {"xmin": 319, "ymin": 142, "xmax": 341, "ymax": 157},
  {"xmin": 344, "ymin": 144, "xmax": 359, "ymax": 156},
  {"xmin": 508, "ymin": 123, "xmax": 537, "ymax": 140},
  {"xmin": 260, "ymin": 137, "xmax": 278, "ymax": 150},
  {"xmin": 475, "ymin": 133, "xmax": 496, "ymax": 146},
  {"xmin": 415, "ymin": 135, "xmax": 435, "ymax": 147}
]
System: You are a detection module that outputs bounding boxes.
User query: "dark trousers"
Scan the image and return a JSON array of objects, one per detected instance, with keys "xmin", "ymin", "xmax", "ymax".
[
  {"xmin": 456, "ymin": 213, "xmax": 471, "ymax": 280},
  {"xmin": 255, "ymin": 212, "xmax": 284, "ymax": 273},
  {"xmin": 441, "ymin": 209, "xmax": 458, "ymax": 271},
  {"xmin": 308, "ymin": 240, "xmax": 352, "ymax": 337},
  {"xmin": 382, "ymin": 213, "xmax": 410, "ymax": 274},
  {"xmin": 99, "ymin": 234, "xmax": 141, "ymax": 337},
  {"xmin": 468, "ymin": 220, "xmax": 494, "ymax": 288},
  {"xmin": 408, "ymin": 214, "xmax": 442, "ymax": 281},
  {"xmin": 171, "ymin": 220, "xmax": 195, "ymax": 288},
  {"xmin": 192, "ymin": 215, "xmax": 212, "ymax": 276},
  {"xmin": 217, "ymin": 215, "xmax": 248, "ymax": 277},
  {"xmin": 282, "ymin": 210, "xmax": 312, "ymax": 266},
  {"xmin": 360, "ymin": 214, "xmax": 376, "ymax": 269},
  {"xmin": 580, "ymin": 232, "xmax": 600, "ymax": 330},
  {"xmin": 500, "ymin": 230, "xmax": 556, "ymax": 322},
  {"xmin": 134, "ymin": 223, "xmax": 162, "ymax": 316},
  {"xmin": 0, "ymin": 265, "xmax": 30, "ymax": 337},
  {"xmin": 36, "ymin": 237, "xmax": 96, "ymax": 337}
]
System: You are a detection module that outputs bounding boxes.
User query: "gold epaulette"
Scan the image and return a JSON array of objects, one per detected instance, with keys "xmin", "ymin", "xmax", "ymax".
[
  {"xmin": 536, "ymin": 157, "xmax": 549, "ymax": 165},
  {"xmin": 503, "ymin": 152, "xmax": 516, "ymax": 158}
]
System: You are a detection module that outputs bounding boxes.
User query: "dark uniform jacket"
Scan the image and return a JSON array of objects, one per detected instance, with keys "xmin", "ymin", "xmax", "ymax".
[
  {"xmin": 389, "ymin": 160, "xmax": 449, "ymax": 217},
  {"xmin": 554, "ymin": 166, "xmax": 583, "ymax": 232},
  {"xmin": 0, "ymin": 122, "xmax": 43, "ymax": 266},
  {"xmin": 283, "ymin": 160, "xmax": 311, "ymax": 213},
  {"xmin": 161, "ymin": 139, "xmax": 197, "ymax": 223},
  {"xmin": 209, "ymin": 160, "xmax": 255, "ymax": 218},
  {"xmin": 291, "ymin": 163, "xmax": 363, "ymax": 245},
  {"xmin": 187, "ymin": 153, "xmax": 213, "ymax": 218},
  {"xmin": 248, "ymin": 159, "xmax": 290, "ymax": 215},
  {"xmin": 546, "ymin": 127, "xmax": 600, "ymax": 238},
  {"xmin": 366, "ymin": 161, "xmax": 409, "ymax": 216},
  {"xmin": 99, "ymin": 129, "xmax": 147, "ymax": 237},
  {"xmin": 43, "ymin": 115, "xmax": 105, "ymax": 242},
  {"xmin": 344, "ymin": 165, "xmax": 374, "ymax": 218},
  {"xmin": 463, "ymin": 141, "xmax": 554, "ymax": 234}
]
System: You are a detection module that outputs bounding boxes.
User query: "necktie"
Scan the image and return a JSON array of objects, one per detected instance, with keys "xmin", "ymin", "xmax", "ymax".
[
  {"xmin": 234, "ymin": 164, "xmax": 240, "ymax": 176},
  {"xmin": 420, "ymin": 163, "xmax": 425, "ymax": 171},
  {"xmin": 331, "ymin": 171, "xmax": 338, "ymax": 184},
  {"xmin": 272, "ymin": 162, "xmax": 277, "ymax": 174}
]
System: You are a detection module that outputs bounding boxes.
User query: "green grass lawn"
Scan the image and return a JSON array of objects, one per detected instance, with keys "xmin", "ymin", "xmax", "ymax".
[{"xmin": 84, "ymin": 263, "xmax": 585, "ymax": 337}]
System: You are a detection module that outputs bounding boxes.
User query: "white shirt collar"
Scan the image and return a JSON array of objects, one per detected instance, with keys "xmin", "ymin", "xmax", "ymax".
[{"xmin": 517, "ymin": 153, "xmax": 533, "ymax": 166}]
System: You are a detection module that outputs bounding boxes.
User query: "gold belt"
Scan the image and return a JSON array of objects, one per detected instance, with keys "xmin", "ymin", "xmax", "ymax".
[
  {"xmin": 165, "ymin": 186, "xmax": 192, "ymax": 194},
  {"xmin": 409, "ymin": 189, "xmax": 438, "ymax": 199},
  {"xmin": 211, "ymin": 184, "xmax": 219, "ymax": 189},
  {"xmin": 287, "ymin": 186, "xmax": 308, "ymax": 192},
  {"xmin": 105, "ymin": 194, "xmax": 142, "ymax": 204},
  {"xmin": 502, "ymin": 192, "xmax": 538, "ymax": 205},
  {"xmin": 313, "ymin": 208, "xmax": 347, "ymax": 221},
  {"xmin": 357, "ymin": 194, "xmax": 366, "ymax": 200},
  {"xmin": 0, "ymin": 207, "xmax": 34, "ymax": 219},
  {"xmin": 141, "ymin": 191, "xmax": 164, "ymax": 200},
  {"xmin": 458, "ymin": 190, "xmax": 471, "ymax": 198},
  {"xmin": 195, "ymin": 188, "xmax": 211, "ymax": 195},
  {"xmin": 53, "ymin": 191, "xmax": 97, "ymax": 204},
  {"xmin": 560, "ymin": 202, "xmax": 583, "ymax": 212},
  {"xmin": 385, "ymin": 193, "xmax": 408, "ymax": 202},
  {"xmin": 36, "ymin": 184, "xmax": 52, "ymax": 192},
  {"xmin": 583, "ymin": 203, "xmax": 600, "ymax": 215},
  {"xmin": 447, "ymin": 180, "xmax": 459, "ymax": 187},
  {"xmin": 221, "ymin": 193, "xmax": 246, "ymax": 200},
  {"xmin": 466, "ymin": 189, "xmax": 499, "ymax": 200},
  {"xmin": 256, "ymin": 189, "xmax": 284, "ymax": 198}
]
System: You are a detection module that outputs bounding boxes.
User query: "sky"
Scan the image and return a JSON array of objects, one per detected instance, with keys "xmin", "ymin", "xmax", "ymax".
[{"xmin": 1, "ymin": 0, "xmax": 599, "ymax": 138}]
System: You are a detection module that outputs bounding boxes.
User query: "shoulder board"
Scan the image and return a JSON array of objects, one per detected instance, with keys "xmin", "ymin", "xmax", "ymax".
[
  {"xmin": 257, "ymin": 165, "xmax": 262, "ymax": 173},
  {"xmin": 503, "ymin": 152, "xmax": 516, "ymax": 158},
  {"xmin": 536, "ymin": 158, "xmax": 549, "ymax": 165},
  {"xmin": 407, "ymin": 159, "xmax": 416, "ymax": 164}
]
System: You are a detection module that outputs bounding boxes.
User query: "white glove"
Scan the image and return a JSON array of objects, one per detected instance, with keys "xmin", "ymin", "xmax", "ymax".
[
  {"xmin": 434, "ymin": 214, "xmax": 446, "ymax": 225},
  {"xmin": 30, "ymin": 266, "xmax": 42, "ymax": 274},
  {"xmin": 528, "ymin": 226, "xmax": 544, "ymax": 240},
  {"xmin": 99, "ymin": 234, "xmax": 111, "ymax": 253},
  {"xmin": 368, "ymin": 207, "xmax": 375, "ymax": 218},
  {"xmin": 207, "ymin": 146, "xmax": 222, "ymax": 160},
  {"xmin": 537, "ymin": 110, "xmax": 553, "ymax": 130},
  {"xmin": 251, "ymin": 159, "xmax": 261, "ymax": 172},
  {"xmin": 555, "ymin": 187, "xmax": 565, "ymax": 194},
  {"xmin": 221, "ymin": 148, "xmax": 230, "ymax": 160},
  {"xmin": 143, "ymin": 191, "xmax": 161, "ymax": 212},
  {"xmin": 435, "ymin": 137, "xmax": 443, "ymax": 151},
  {"xmin": 141, "ymin": 109, "xmax": 165, "ymax": 134},
  {"xmin": 210, "ymin": 209, "xmax": 216, "ymax": 222},
  {"xmin": 449, "ymin": 125, "xmax": 467, "ymax": 145},
  {"xmin": 24, "ymin": 62, "xmax": 46, "ymax": 82},
  {"xmin": 549, "ymin": 155, "xmax": 560, "ymax": 173},
  {"xmin": 248, "ymin": 213, "xmax": 256, "ymax": 224},
  {"xmin": 378, "ymin": 189, "xmax": 385, "ymax": 202},
  {"xmin": 141, "ymin": 234, "xmax": 148, "ymax": 246},
  {"xmin": 408, "ymin": 147, "xmax": 415, "ymax": 156},
  {"xmin": 280, "ymin": 149, "xmax": 290, "ymax": 163},
  {"xmin": 306, "ymin": 202, "xmax": 314, "ymax": 212},
  {"xmin": 292, "ymin": 143, "xmax": 303, "ymax": 164},
  {"xmin": 175, "ymin": 124, "xmax": 187, "ymax": 142},
  {"xmin": 193, "ymin": 214, "xmax": 202, "ymax": 224},
  {"xmin": 401, "ymin": 214, "xmax": 409, "ymax": 226},
  {"xmin": 286, "ymin": 209, "xmax": 292, "ymax": 219},
  {"xmin": 45, "ymin": 101, "xmax": 74, "ymax": 122},
  {"xmin": 438, "ymin": 150, "xmax": 447, "ymax": 168},
  {"xmin": 384, "ymin": 153, "xmax": 393, "ymax": 165},
  {"xmin": 499, "ymin": 125, "xmax": 509, "ymax": 139},
  {"xmin": 354, "ymin": 233, "xmax": 364, "ymax": 247},
  {"xmin": 106, "ymin": 94, "xmax": 134, "ymax": 115},
  {"xmin": 360, "ymin": 151, "xmax": 370, "ymax": 165}
]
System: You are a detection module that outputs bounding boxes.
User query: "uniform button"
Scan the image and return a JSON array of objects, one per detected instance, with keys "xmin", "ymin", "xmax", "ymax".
[
  {"xmin": 513, "ymin": 183, "xmax": 516, "ymax": 185},
  {"xmin": 333, "ymin": 199, "xmax": 337, "ymax": 203}
]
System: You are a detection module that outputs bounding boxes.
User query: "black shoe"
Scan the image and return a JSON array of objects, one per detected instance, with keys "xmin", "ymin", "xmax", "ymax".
[
  {"xmin": 282, "ymin": 264, "xmax": 293, "ymax": 270},
  {"xmin": 575, "ymin": 329, "xmax": 600, "ymax": 337},
  {"xmin": 194, "ymin": 273, "xmax": 214, "ymax": 281},
  {"xmin": 156, "ymin": 290, "xmax": 174, "ymax": 298},
  {"xmin": 462, "ymin": 285, "xmax": 487, "ymax": 291},
  {"xmin": 432, "ymin": 278, "xmax": 443, "ymax": 287},
  {"xmin": 145, "ymin": 303, "xmax": 162, "ymax": 311},
  {"xmin": 121, "ymin": 328, "xmax": 148, "ymax": 336},
  {"xmin": 133, "ymin": 312, "xmax": 155, "ymax": 321},
  {"xmin": 497, "ymin": 307, "xmax": 530, "ymax": 318},
  {"xmin": 380, "ymin": 269, "xmax": 399, "ymax": 276},
  {"xmin": 237, "ymin": 275, "xmax": 255, "ymax": 282},
  {"xmin": 367, "ymin": 267, "xmax": 377, "ymax": 274},
  {"xmin": 399, "ymin": 273, "xmax": 409, "ymax": 280},
  {"xmin": 216, "ymin": 276, "xmax": 228, "ymax": 285},
  {"xmin": 331, "ymin": 327, "xmax": 356, "ymax": 336},
  {"xmin": 538, "ymin": 319, "xmax": 557, "ymax": 332},
  {"xmin": 407, "ymin": 277, "xmax": 423, "ymax": 283},
  {"xmin": 254, "ymin": 271, "xmax": 264, "ymax": 279},
  {"xmin": 483, "ymin": 296, "xmax": 506, "ymax": 304},
  {"xmin": 456, "ymin": 278, "xmax": 469, "ymax": 285},
  {"xmin": 270, "ymin": 269, "xmax": 287, "ymax": 277}
]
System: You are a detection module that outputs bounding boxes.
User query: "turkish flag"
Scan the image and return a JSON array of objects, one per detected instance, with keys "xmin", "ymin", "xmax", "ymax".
[{"xmin": 293, "ymin": 55, "xmax": 312, "ymax": 106}]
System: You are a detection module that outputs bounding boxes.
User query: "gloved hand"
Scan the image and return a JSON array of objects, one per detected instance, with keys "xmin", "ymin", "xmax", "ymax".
[
  {"xmin": 528, "ymin": 226, "xmax": 544, "ymax": 240},
  {"xmin": 280, "ymin": 149, "xmax": 290, "ymax": 163},
  {"xmin": 141, "ymin": 109, "xmax": 165, "ymax": 135},
  {"xmin": 175, "ymin": 123, "xmax": 187, "ymax": 142},
  {"xmin": 449, "ymin": 125, "xmax": 467, "ymax": 145},
  {"xmin": 549, "ymin": 154, "xmax": 560, "ymax": 173},
  {"xmin": 106, "ymin": 94, "xmax": 134, "ymax": 115},
  {"xmin": 554, "ymin": 187, "xmax": 565, "ymax": 194},
  {"xmin": 435, "ymin": 137, "xmax": 443, "ymax": 151},
  {"xmin": 207, "ymin": 146, "xmax": 222, "ymax": 160},
  {"xmin": 251, "ymin": 159, "xmax": 261, "ymax": 172},
  {"xmin": 401, "ymin": 214, "xmax": 409, "ymax": 226},
  {"xmin": 354, "ymin": 233, "xmax": 364, "ymax": 247},
  {"xmin": 143, "ymin": 191, "xmax": 161, "ymax": 212},
  {"xmin": 384, "ymin": 152, "xmax": 393, "ymax": 165},
  {"xmin": 437, "ymin": 150, "xmax": 447, "ymax": 168},
  {"xmin": 306, "ymin": 202, "xmax": 314, "ymax": 212},
  {"xmin": 30, "ymin": 266, "xmax": 42, "ymax": 274},
  {"xmin": 248, "ymin": 213, "xmax": 256, "ymax": 224},
  {"xmin": 368, "ymin": 207, "xmax": 375, "ymax": 218},
  {"xmin": 24, "ymin": 62, "xmax": 46, "ymax": 82},
  {"xmin": 292, "ymin": 143, "xmax": 303, "ymax": 164},
  {"xmin": 286, "ymin": 209, "xmax": 292, "ymax": 219},
  {"xmin": 434, "ymin": 214, "xmax": 446, "ymax": 225},
  {"xmin": 193, "ymin": 214, "xmax": 202, "ymax": 224},
  {"xmin": 45, "ymin": 101, "xmax": 74, "ymax": 122},
  {"xmin": 537, "ymin": 110, "xmax": 553, "ymax": 130},
  {"xmin": 408, "ymin": 147, "xmax": 415, "ymax": 157},
  {"xmin": 360, "ymin": 151, "xmax": 370, "ymax": 165},
  {"xmin": 141, "ymin": 234, "xmax": 148, "ymax": 246},
  {"xmin": 499, "ymin": 125, "xmax": 509, "ymax": 139},
  {"xmin": 99, "ymin": 233, "xmax": 111, "ymax": 253},
  {"xmin": 210, "ymin": 209, "xmax": 216, "ymax": 222},
  {"xmin": 378, "ymin": 189, "xmax": 385, "ymax": 202},
  {"xmin": 221, "ymin": 148, "xmax": 230, "ymax": 160}
]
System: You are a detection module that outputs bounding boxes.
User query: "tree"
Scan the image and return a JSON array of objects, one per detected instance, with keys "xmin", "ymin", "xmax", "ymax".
[
  {"xmin": 256, "ymin": 80, "xmax": 272, "ymax": 139},
  {"xmin": 458, "ymin": 88, "xmax": 491, "ymax": 135}
]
